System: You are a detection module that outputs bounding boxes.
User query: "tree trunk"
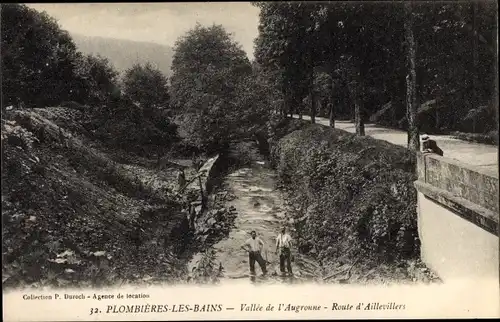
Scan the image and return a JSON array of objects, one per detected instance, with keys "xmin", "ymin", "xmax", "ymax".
[
  {"xmin": 392, "ymin": 101, "xmax": 396, "ymax": 126},
  {"xmin": 310, "ymin": 92, "xmax": 316, "ymax": 124},
  {"xmin": 328, "ymin": 102, "xmax": 335, "ymax": 128},
  {"xmin": 286, "ymin": 96, "xmax": 293, "ymax": 118},
  {"xmin": 328, "ymin": 74, "xmax": 335, "ymax": 128},
  {"xmin": 435, "ymin": 110, "xmax": 440, "ymax": 131},
  {"xmin": 471, "ymin": 1, "xmax": 478, "ymax": 133},
  {"xmin": 405, "ymin": 1, "xmax": 419, "ymax": 151},
  {"xmin": 298, "ymin": 100, "xmax": 303, "ymax": 119},
  {"xmin": 494, "ymin": 6, "xmax": 499, "ymax": 144},
  {"xmin": 354, "ymin": 93, "xmax": 364, "ymax": 136},
  {"xmin": 354, "ymin": 70, "xmax": 365, "ymax": 136}
]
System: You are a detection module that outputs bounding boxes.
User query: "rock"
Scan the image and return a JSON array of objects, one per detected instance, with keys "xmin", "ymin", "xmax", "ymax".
[
  {"xmin": 206, "ymin": 217, "xmax": 216, "ymax": 227},
  {"xmin": 57, "ymin": 250, "xmax": 75, "ymax": 258},
  {"xmin": 198, "ymin": 225, "xmax": 209, "ymax": 235},
  {"xmin": 93, "ymin": 251, "xmax": 106, "ymax": 257}
]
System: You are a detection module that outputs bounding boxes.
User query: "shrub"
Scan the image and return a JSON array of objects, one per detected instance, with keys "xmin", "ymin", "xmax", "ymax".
[
  {"xmin": 270, "ymin": 123, "xmax": 418, "ymax": 266},
  {"xmin": 91, "ymin": 98, "xmax": 179, "ymax": 156},
  {"xmin": 451, "ymin": 130, "xmax": 498, "ymax": 146}
]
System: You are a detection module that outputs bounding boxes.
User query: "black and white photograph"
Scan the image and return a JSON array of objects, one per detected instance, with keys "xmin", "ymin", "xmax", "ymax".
[{"xmin": 2, "ymin": 1, "xmax": 499, "ymax": 320}]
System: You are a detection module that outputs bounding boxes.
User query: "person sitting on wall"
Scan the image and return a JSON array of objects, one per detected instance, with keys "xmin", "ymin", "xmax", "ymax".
[{"xmin": 421, "ymin": 134, "xmax": 443, "ymax": 156}]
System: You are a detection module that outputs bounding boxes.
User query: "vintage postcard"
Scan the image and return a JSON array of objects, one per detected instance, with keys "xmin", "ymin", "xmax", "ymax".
[{"xmin": 2, "ymin": 1, "xmax": 499, "ymax": 321}]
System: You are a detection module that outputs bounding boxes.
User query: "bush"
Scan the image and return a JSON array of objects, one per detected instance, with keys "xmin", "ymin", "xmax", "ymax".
[
  {"xmin": 91, "ymin": 98, "xmax": 179, "ymax": 156},
  {"xmin": 451, "ymin": 130, "xmax": 498, "ymax": 146},
  {"xmin": 270, "ymin": 123, "xmax": 419, "ymax": 265}
]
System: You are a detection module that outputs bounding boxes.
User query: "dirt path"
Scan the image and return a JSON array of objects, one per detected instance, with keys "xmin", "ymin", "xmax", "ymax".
[
  {"xmin": 188, "ymin": 159, "xmax": 322, "ymax": 285},
  {"xmin": 293, "ymin": 115, "xmax": 498, "ymax": 177}
]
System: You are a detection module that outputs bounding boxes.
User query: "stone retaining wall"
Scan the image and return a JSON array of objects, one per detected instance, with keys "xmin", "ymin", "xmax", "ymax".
[{"xmin": 414, "ymin": 152, "xmax": 499, "ymax": 281}]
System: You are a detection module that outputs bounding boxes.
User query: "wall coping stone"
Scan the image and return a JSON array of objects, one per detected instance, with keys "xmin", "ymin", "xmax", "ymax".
[
  {"xmin": 416, "ymin": 152, "xmax": 499, "ymax": 213},
  {"xmin": 414, "ymin": 181, "xmax": 498, "ymax": 236}
]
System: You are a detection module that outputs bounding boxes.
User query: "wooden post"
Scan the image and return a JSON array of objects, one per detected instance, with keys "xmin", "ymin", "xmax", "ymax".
[{"xmin": 198, "ymin": 175, "xmax": 205, "ymax": 210}]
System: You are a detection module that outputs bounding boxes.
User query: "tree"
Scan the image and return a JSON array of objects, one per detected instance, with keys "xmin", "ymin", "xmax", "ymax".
[
  {"xmin": 254, "ymin": 2, "xmax": 316, "ymax": 120},
  {"xmin": 1, "ymin": 4, "xmax": 82, "ymax": 108},
  {"xmin": 333, "ymin": 2, "xmax": 405, "ymax": 136},
  {"xmin": 170, "ymin": 24, "xmax": 252, "ymax": 150},
  {"xmin": 413, "ymin": 1, "xmax": 497, "ymax": 134},
  {"xmin": 86, "ymin": 59, "xmax": 176, "ymax": 155},
  {"xmin": 73, "ymin": 54, "xmax": 119, "ymax": 107},
  {"xmin": 252, "ymin": 1, "xmax": 497, "ymax": 138},
  {"xmin": 122, "ymin": 63, "xmax": 169, "ymax": 110}
]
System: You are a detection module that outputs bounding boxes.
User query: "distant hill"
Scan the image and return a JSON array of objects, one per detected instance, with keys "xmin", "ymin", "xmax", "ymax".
[{"xmin": 71, "ymin": 34, "xmax": 174, "ymax": 77}]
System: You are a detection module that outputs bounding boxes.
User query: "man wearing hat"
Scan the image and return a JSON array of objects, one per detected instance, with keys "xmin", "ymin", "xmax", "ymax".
[{"xmin": 421, "ymin": 134, "xmax": 443, "ymax": 156}]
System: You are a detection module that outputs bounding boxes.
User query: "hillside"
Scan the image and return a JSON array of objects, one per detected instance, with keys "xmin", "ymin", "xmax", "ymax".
[
  {"xmin": 1, "ymin": 107, "xmax": 194, "ymax": 288},
  {"xmin": 71, "ymin": 34, "xmax": 174, "ymax": 77}
]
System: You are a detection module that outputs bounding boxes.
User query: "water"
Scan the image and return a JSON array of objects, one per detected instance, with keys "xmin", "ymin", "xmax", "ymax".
[{"xmin": 188, "ymin": 159, "xmax": 321, "ymax": 285}]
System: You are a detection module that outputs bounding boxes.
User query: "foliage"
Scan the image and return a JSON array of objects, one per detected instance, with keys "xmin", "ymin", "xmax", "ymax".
[
  {"xmin": 0, "ymin": 4, "xmax": 124, "ymax": 111},
  {"xmin": 231, "ymin": 67, "xmax": 276, "ymax": 139},
  {"xmin": 253, "ymin": 1, "xmax": 497, "ymax": 135},
  {"xmin": 90, "ymin": 97, "xmax": 179, "ymax": 156},
  {"xmin": 1, "ymin": 4, "xmax": 82, "ymax": 108},
  {"xmin": 254, "ymin": 2, "xmax": 320, "ymax": 117},
  {"xmin": 451, "ymin": 130, "xmax": 498, "ymax": 146},
  {"xmin": 169, "ymin": 24, "xmax": 253, "ymax": 151},
  {"xmin": 1, "ymin": 116, "xmax": 188, "ymax": 289},
  {"xmin": 122, "ymin": 63, "xmax": 169, "ymax": 109},
  {"xmin": 73, "ymin": 54, "xmax": 120, "ymax": 107},
  {"xmin": 190, "ymin": 249, "xmax": 224, "ymax": 284},
  {"xmin": 271, "ymin": 123, "xmax": 419, "ymax": 266}
]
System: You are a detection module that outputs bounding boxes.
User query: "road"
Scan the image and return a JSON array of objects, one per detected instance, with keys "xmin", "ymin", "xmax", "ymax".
[{"xmin": 293, "ymin": 115, "xmax": 498, "ymax": 177}]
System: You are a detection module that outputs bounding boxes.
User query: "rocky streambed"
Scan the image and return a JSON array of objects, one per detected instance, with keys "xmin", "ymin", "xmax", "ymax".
[{"xmin": 187, "ymin": 145, "xmax": 322, "ymax": 285}]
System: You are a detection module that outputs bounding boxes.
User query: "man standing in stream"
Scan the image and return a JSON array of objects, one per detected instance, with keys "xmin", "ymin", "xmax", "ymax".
[
  {"xmin": 241, "ymin": 230, "xmax": 267, "ymax": 276},
  {"xmin": 276, "ymin": 226, "xmax": 293, "ymax": 276}
]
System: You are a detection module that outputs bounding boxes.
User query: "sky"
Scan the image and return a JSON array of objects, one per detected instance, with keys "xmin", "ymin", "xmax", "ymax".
[{"xmin": 26, "ymin": 3, "xmax": 261, "ymax": 60}]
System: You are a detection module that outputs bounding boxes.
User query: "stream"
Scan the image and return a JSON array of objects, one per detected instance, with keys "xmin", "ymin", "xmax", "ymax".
[{"xmin": 188, "ymin": 152, "xmax": 322, "ymax": 285}]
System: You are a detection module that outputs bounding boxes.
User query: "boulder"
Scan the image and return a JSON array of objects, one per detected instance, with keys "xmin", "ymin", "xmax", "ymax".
[{"xmin": 205, "ymin": 217, "xmax": 216, "ymax": 227}]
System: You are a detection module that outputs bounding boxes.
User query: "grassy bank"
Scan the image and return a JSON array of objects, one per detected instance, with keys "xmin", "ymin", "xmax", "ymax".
[
  {"xmin": 2, "ymin": 109, "xmax": 192, "ymax": 289},
  {"xmin": 269, "ymin": 120, "xmax": 436, "ymax": 283},
  {"xmin": 451, "ymin": 130, "xmax": 499, "ymax": 146}
]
